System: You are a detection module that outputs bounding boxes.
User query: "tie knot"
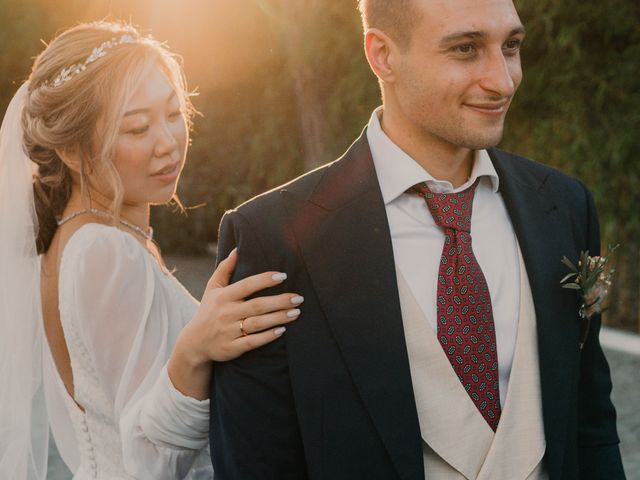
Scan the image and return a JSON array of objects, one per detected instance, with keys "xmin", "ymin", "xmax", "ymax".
[{"xmin": 409, "ymin": 180, "xmax": 478, "ymax": 232}]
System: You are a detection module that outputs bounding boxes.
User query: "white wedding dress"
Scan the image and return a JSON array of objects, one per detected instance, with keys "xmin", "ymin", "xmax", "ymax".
[{"xmin": 42, "ymin": 223, "xmax": 213, "ymax": 479}]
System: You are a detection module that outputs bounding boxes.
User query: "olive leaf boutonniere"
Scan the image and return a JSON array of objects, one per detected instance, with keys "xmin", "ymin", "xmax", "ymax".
[{"xmin": 560, "ymin": 244, "xmax": 619, "ymax": 350}]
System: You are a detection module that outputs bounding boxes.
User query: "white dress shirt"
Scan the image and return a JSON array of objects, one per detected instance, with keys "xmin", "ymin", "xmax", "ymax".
[{"xmin": 367, "ymin": 107, "xmax": 521, "ymax": 407}]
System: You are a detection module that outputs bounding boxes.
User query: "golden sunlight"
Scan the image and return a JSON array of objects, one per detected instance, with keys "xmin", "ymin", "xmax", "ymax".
[{"xmin": 35, "ymin": 0, "xmax": 278, "ymax": 89}]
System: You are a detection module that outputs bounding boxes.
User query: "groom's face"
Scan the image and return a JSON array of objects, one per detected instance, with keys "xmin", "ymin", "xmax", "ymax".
[{"xmin": 390, "ymin": 0, "xmax": 525, "ymax": 150}]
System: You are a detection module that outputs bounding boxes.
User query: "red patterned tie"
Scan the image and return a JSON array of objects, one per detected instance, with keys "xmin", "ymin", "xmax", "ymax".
[{"xmin": 409, "ymin": 179, "xmax": 501, "ymax": 431}]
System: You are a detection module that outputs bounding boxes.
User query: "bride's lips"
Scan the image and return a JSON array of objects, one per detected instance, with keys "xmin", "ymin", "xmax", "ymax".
[{"xmin": 151, "ymin": 161, "xmax": 181, "ymax": 183}]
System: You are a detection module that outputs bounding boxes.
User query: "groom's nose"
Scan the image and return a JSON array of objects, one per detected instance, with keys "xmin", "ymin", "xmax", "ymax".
[{"xmin": 478, "ymin": 49, "xmax": 521, "ymax": 98}]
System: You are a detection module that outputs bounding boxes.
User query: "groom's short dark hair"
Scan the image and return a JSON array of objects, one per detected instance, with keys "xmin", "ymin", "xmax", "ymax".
[{"xmin": 357, "ymin": 0, "xmax": 421, "ymax": 49}]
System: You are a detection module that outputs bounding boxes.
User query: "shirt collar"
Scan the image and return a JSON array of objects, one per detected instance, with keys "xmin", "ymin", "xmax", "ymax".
[{"xmin": 366, "ymin": 106, "xmax": 500, "ymax": 205}]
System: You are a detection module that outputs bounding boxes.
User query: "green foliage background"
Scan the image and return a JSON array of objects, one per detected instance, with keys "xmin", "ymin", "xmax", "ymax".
[{"xmin": 1, "ymin": 0, "xmax": 638, "ymax": 331}]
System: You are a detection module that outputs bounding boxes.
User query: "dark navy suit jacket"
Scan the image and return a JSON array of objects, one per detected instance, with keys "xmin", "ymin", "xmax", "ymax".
[{"xmin": 209, "ymin": 130, "xmax": 624, "ymax": 479}]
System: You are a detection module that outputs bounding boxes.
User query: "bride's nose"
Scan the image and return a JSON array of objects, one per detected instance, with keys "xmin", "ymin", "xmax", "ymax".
[{"xmin": 153, "ymin": 121, "xmax": 179, "ymax": 158}]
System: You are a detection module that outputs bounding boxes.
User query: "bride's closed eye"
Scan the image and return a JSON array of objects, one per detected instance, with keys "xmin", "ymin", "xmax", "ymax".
[{"xmin": 126, "ymin": 125, "xmax": 150, "ymax": 135}]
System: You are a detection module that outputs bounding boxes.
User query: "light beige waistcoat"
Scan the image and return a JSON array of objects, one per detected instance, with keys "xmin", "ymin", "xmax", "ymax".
[{"xmin": 397, "ymin": 250, "xmax": 548, "ymax": 480}]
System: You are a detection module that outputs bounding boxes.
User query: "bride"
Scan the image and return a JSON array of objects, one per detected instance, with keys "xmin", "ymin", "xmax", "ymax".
[{"xmin": 0, "ymin": 21, "xmax": 303, "ymax": 479}]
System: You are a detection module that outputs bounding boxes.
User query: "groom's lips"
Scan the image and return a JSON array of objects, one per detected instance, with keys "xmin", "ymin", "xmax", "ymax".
[{"xmin": 463, "ymin": 99, "xmax": 510, "ymax": 117}]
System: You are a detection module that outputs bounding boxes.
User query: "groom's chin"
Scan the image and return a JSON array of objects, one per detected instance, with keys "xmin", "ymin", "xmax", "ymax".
[{"xmin": 458, "ymin": 128, "xmax": 505, "ymax": 151}]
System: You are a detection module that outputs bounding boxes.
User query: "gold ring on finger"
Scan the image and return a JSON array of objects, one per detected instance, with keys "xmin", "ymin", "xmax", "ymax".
[{"xmin": 240, "ymin": 319, "xmax": 249, "ymax": 336}]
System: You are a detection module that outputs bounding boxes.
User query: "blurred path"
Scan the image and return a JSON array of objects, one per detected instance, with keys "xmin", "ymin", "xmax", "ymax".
[
  {"xmin": 606, "ymin": 348, "xmax": 640, "ymax": 477},
  {"xmin": 45, "ymin": 254, "xmax": 639, "ymax": 478}
]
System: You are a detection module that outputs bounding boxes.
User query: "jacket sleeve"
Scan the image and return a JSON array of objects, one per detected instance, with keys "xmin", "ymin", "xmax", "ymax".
[
  {"xmin": 209, "ymin": 209, "xmax": 309, "ymax": 480},
  {"xmin": 576, "ymin": 183, "xmax": 626, "ymax": 479}
]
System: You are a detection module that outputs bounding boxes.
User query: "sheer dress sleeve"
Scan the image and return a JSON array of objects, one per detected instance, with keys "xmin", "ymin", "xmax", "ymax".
[{"xmin": 56, "ymin": 224, "xmax": 211, "ymax": 479}]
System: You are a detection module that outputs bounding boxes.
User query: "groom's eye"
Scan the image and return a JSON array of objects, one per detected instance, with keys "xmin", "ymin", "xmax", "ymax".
[
  {"xmin": 503, "ymin": 38, "xmax": 523, "ymax": 55},
  {"xmin": 451, "ymin": 43, "xmax": 477, "ymax": 56}
]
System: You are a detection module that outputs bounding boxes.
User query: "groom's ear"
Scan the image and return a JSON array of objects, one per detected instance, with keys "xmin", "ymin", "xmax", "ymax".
[{"xmin": 364, "ymin": 28, "xmax": 398, "ymax": 84}]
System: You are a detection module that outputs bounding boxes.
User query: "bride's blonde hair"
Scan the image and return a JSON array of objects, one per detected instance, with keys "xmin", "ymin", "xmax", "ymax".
[{"xmin": 22, "ymin": 21, "xmax": 195, "ymax": 253}]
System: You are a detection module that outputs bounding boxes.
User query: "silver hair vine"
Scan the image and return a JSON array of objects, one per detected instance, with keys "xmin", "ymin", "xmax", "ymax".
[{"xmin": 46, "ymin": 34, "xmax": 137, "ymax": 88}]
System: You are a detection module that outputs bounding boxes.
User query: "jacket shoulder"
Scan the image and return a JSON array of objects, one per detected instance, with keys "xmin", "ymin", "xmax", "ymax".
[
  {"xmin": 227, "ymin": 160, "xmax": 335, "ymax": 223},
  {"xmin": 491, "ymin": 148, "xmax": 591, "ymax": 206}
]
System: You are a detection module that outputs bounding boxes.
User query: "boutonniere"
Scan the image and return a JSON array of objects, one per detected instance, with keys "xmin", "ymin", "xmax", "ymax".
[{"xmin": 560, "ymin": 244, "xmax": 619, "ymax": 350}]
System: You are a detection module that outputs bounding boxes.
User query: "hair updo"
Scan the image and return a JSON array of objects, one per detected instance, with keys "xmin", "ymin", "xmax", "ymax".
[{"xmin": 22, "ymin": 21, "xmax": 195, "ymax": 254}]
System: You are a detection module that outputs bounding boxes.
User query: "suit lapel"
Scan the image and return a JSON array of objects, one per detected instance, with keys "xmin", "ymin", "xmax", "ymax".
[
  {"xmin": 489, "ymin": 149, "xmax": 581, "ymax": 478},
  {"xmin": 282, "ymin": 132, "xmax": 424, "ymax": 480}
]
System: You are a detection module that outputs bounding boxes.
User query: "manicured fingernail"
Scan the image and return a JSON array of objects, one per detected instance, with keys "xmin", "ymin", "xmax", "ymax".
[
  {"xmin": 229, "ymin": 248, "xmax": 237, "ymax": 257},
  {"xmin": 287, "ymin": 309, "xmax": 301, "ymax": 318},
  {"xmin": 272, "ymin": 272, "xmax": 287, "ymax": 282},
  {"xmin": 274, "ymin": 327, "xmax": 287, "ymax": 336},
  {"xmin": 290, "ymin": 295, "xmax": 304, "ymax": 305}
]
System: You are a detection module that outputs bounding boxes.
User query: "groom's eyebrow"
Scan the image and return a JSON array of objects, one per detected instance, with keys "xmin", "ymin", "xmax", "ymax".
[
  {"xmin": 124, "ymin": 91, "xmax": 177, "ymax": 117},
  {"xmin": 439, "ymin": 26, "xmax": 526, "ymax": 46}
]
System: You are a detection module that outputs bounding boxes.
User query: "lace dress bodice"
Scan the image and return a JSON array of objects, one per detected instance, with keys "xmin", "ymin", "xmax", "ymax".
[{"xmin": 42, "ymin": 224, "xmax": 212, "ymax": 479}]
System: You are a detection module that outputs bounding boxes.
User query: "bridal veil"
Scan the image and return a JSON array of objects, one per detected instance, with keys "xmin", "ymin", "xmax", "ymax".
[{"xmin": 0, "ymin": 83, "xmax": 50, "ymax": 478}]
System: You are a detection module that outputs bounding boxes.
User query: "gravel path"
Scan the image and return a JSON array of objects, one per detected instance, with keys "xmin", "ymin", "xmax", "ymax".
[{"xmin": 45, "ymin": 254, "xmax": 639, "ymax": 478}]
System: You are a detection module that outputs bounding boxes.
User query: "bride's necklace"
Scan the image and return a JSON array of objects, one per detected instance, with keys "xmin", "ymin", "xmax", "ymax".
[{"xmin": 57, "ymin": 208, "xmax": 154, "ymax": 241}]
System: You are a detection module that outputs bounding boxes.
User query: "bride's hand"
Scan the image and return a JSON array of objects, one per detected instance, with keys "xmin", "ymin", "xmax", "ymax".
[
  {"xmin": 168, "ymin": 249, "xmax": 302, "ymax": 399},
  {"xmin": 181, "ymin": 248, "xmax": 303, "ymax": 363}
]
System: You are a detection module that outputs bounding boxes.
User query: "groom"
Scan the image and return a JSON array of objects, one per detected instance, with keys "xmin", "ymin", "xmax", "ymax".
[{"xmin": 210, "ymin": 0, "xmax": 624, "ymax": 478}]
